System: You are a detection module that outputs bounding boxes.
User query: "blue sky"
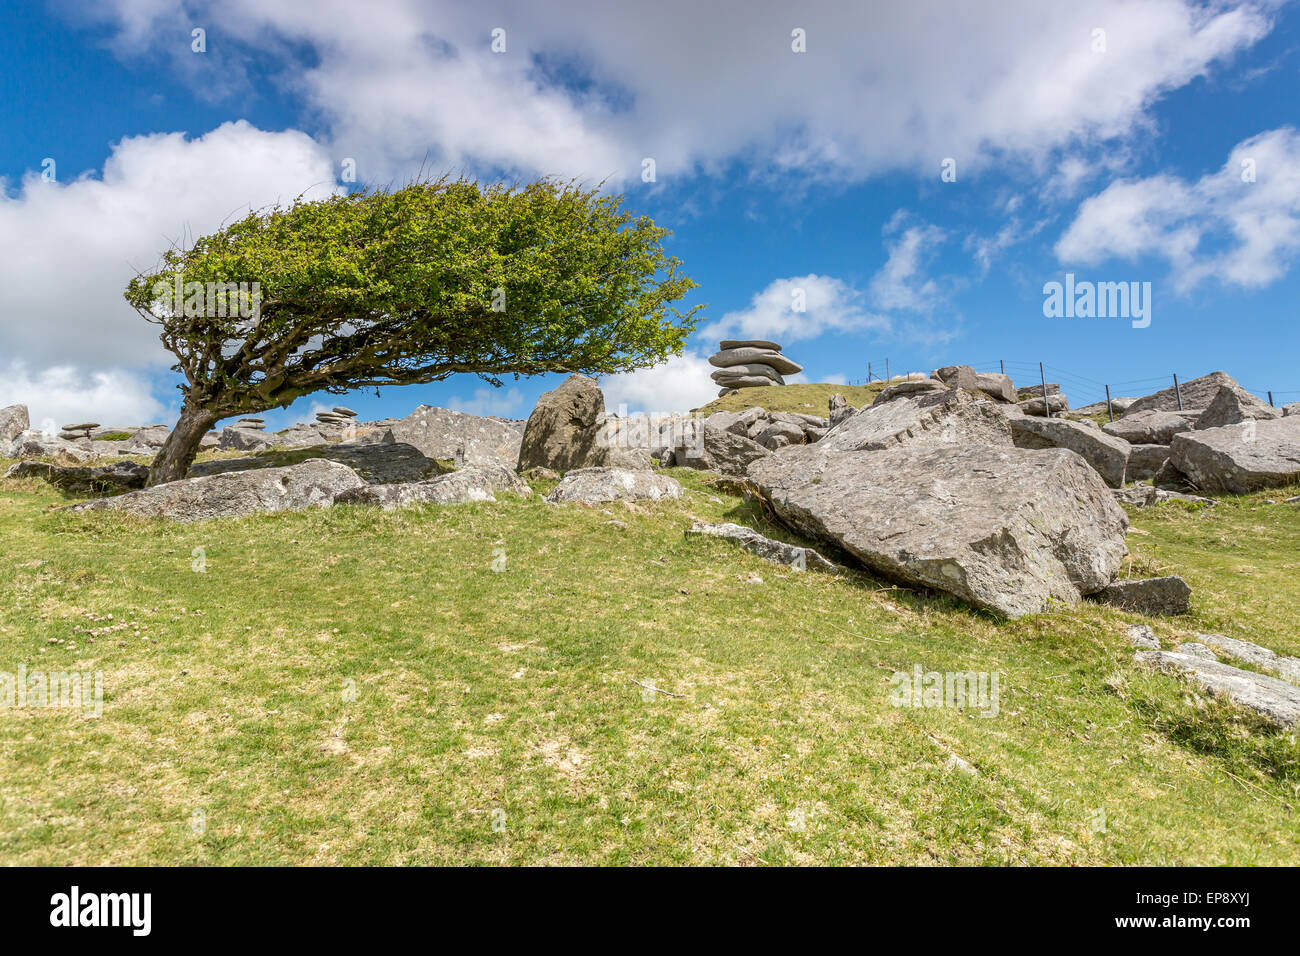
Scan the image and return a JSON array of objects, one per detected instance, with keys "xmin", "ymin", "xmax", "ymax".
[{"xmin": 1, "ymin": 0, "xmax": 1298, "ymax": 430}]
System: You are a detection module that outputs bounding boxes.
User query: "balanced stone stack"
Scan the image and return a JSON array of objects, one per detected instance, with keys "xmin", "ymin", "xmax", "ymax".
[
  {"xmin": 316, "ymin": 407, "xmax": 358, "ymax": 429},
  {"xmin": 58, "ymin": 422, "xmax": 99, "ymax": 443},
  {"xmin": 236, "ymin": 418, "xmax": 266, "ymax": 431},
  {"xmin": 708, "ymin": 339, "xmax": 802, "ymax": 396}
]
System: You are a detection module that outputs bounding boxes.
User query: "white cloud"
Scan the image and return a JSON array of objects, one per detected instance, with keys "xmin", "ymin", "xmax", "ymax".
[
  {"xmin": 870, "ymin": 219, "xmax": 947, "ymax": 312},
  {"xmin": 85, "ymin": 1, "xmax": 1273, "ymax": 184},
  {"xmin": 600, "ymin": 351, "xmax": 719, "ymax": 415},
  {"xmin": 446, "ymin": 386, "xmax": 528, "ymax": 418},
  {"xmin": 0, "ymin": 363, "xmax": 172, "ymax": 431},
  {"xmin": 0, "ymin": 120, "xmax": 338, "ymax": 422},
  {"xmin": 1056, "ymin": 127, "xmax": 1300, "ymax": 290},
  {"xmin": 700, "ymin": 275, "xmax": 887, "ymax": 344}
]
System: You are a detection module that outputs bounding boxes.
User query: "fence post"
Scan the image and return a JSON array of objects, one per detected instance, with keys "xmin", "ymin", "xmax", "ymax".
[
  {"xmin": 1000, "ymin": 359, "xmax": 1005, "ymax": 375},
  {"xmin": 1268, "ymin": 391, "xmax": 1275, "ymax": 407},
  {"xmin": 868, "ymin": 362, "xmax": 872, "ymax": 383},
  {"xmin": 1039, "ymin": 362, "xmax": 1049, "ymax": 417},
  {"xmin": 1105, "ymin": 384, "xmax": 1114, "ymax": 423},
  {"xmin": 886, "ymin": 358, "xmax": 890, "ymax": 382},
  {"xmin": 1173, "ymin": 374, "xmax": 1183, "ymax": 411}
]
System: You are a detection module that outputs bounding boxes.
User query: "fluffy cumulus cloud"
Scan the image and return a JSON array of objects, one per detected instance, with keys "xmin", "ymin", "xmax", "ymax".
[
  {"xmin": 86, "ymin": 0, "xmax": 1273, "ymax": 184},
  {"xmin": 0, "ymin": 121, "xmax": 338, "ymax": 423},
  {"xmin": 600, "ymin": 350, "xmax": 720, "ymax": 416},
  {"xmin": 1056, "ymin": 127, "xmax": 1300, "ymax": 290},
  {"xmin": 0, "ymin": 363, "xmax": 173, "ymax": 431},
  {"xmin": 446, "ymin": 386, "xmax": 528, "ymax": 418},
  {"xmin": 700, "ymin": 274, "xmax": 885, "ymax": 344}
]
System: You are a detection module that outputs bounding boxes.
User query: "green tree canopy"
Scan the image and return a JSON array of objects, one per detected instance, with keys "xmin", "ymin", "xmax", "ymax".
[{"xmin": 126, "ymin": 177, "xmax": 701, "ymax": 484}]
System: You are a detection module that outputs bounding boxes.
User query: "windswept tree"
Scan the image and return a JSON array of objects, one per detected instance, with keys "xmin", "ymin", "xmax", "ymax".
[{"xmin": 126, "ymin": 178, "xmax": 701, "ymax": 485}]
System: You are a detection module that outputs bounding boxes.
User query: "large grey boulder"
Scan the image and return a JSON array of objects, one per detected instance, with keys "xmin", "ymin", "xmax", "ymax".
[
  {"xmin": 754, "ymin": 420, "xmax": 806, "ymax": 451},
  {"xmin": 65, "ymin": 458, "xmax": 364, "ymax": 521},
  {"xmin": 389, "ymin": 404, "xmax": 523, "ymax": 468},
  {"xmin": 705, "ymin": 407, "xmax": 768, "ymax": 437},
  {"xmin": 1, "ymin": 404, "xmax": 29, "ymax": 444},
  {"xmin": 748, "ymin": 444, "xmax": 1128, "ymax": 618},
  {"xmin": 686, "ymin": 521, "xmax": 837, "ymax": 571},
  {"xmin": 1017, "ymin": 394, "xmax": 1069, "ymax": 417},
  {"xmin": 930, "ymin": 365, "xmax": 981, "ymax": 392},
  {"xmin": 815, "ymin": 389, "xmax": 1012, "ymax": 458},
  {"xmin": 1169, "ymin": 416, "xmax": 1300, "ymax": 494},
  {"xmin": 1135, "ymin": 649, "xmax": 1300, "ymax": 729},
  {"xmin": 4, "ymin": 459, "xmax": 149, "ymax": 496},
  {"xmin": 335, "ymin": 464, "xmax": 529, "ymax": 509},
  {"xmin": 709, "ymin": 347, "xmax": 802, "ymax": 375},
  {"xmin": 974, "ymin": 372, "xmax": 1017, "ymax": 404},
  {"xmin": 516, "ymin": 374, "xmax": 608, "ymax": 473},
  {"xmin": 1092, "ymin": 576, "xmax": 1192, "ymax": 615},
  {"xmin": 218, "ymin": 426, "xmax": 281, "ymax": 452},
  {"xmin": 1008, "ymin": 415, "xmax": 1130, "ymax": 487},
  {"xmin": 1102, "ymin": 410, "xmax": 1199, "ymax": 444},
  {"xmin": 1125, "ymin": 444, "xmax": 1170, "ymax": 481},
  {"xmin": 1124, "ymin": 371, "xmax": 1264, "ymax": 417},
  {"xmin": 666, "ymin": 423, "xmax": 770, "ymax": 476},
  {"xmin": 545, "ymin": 467, "xmax": 682, "ymax": 504},
  {"xmin": 1194, "ymin": 385, "xmax": 1281, "ymax": 430}
]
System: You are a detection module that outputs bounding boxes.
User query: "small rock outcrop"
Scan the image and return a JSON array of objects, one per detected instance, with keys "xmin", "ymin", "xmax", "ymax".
[
  {"xmin": 1008, "ymin": 415, "xmax": 1130, "ymax": 487},
  {"xmin": 686, "ymin": 521, "xmax": 838, "ymax": 571},
  {"xmin": 1092, "ymin": 576, "xmax": 1192, "ymax": 615},
  {"xmin": 545, "ymin": 467, "xmax": 683, "ymax": 504},
  {"xmin": 1124, "ymin": 371, "xmax": 1265, "ymax": 418},
  {"xmin": 1135, "ymin": 649, "xmax": 1300, "ymax": 729},
  {"xmin": 1168, "ymin": 416, "xmax": 1300, "ymax": 494},
  {"xmin": 65, "ymin": 459, "xmax": 365, "ymax": 522},
  {"xmin": 388, "ymin": 405, "xmax": 523, "ymax": 468}
]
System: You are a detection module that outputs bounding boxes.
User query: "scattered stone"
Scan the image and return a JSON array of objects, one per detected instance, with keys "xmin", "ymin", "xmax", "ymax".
[
  {"xmin": 545, "ymin": 467, "xmax": 683, "ymax": 504},
  {"xmin": 1194, "ymin": 633, "xmax": 1300, "ymax": 684},
  {"xmin": 974, "ymin": 372, "xmax": 1018, "ymax": 404},
  {"xmin": 754, "ymin": 420, "xmax": 806, "ymax": 451},
  {"xmin": 61, "ymin": 422, "xmax": 100, "ymax": 432},
  {"xmin": 335, "ymin": 465, "xmax": 529, "ymax": 509},
  {"xmin": 1135, "ymin": 649, "xmax": 1300, "ymax": 729},
  {"xmin": 930, "ymin": 365, "xmax": 982, "ymax": 393},
  {"xmin": 1127, "ymin": 624, "xmax": 1160, "ymax": 649},
  {"xmin": 748, "ymin": 444, "xmax": 1127, "ymax": 619},
  {"xmin": 705, "ymin": 406, "xmax": 768, "ymax": 436},
  {"xmin": 1169, "ymin": 415, "xmax": 1300, "ymax": 494},
  {"xmin": 1112, "ymin": 485, "xmax": 1215, "ymax": 508},
  {"xmin": 1017, "ymin": 394, "xmax": 1069, "ymax": 417},
  {"xmin": 687, "ymin": 521, "xmax": 837, "ymax": 571},
  {"xmin": 520, "ymin": 465, "xmax": 561, "ymax": 481},
  {"xmin": 3, "ymin": 432, "xmax": 95, "ymax": 462},
  {"xmin": 65, "ymin": 458, "xmax": 365, "ymax": 522},
  {"xmin": 1176, "ymin": 642, "xmax": 1219, "ymax": 661},
  {"xmin": 3, "ymin": 460, "xmax": 150, "ymax": 495},
  {"xmin": 1008, "ymin": 415, "xmax": 1130, "ymax": 487},
  {"xmin": 218, "ymin": 426, "xmax": 282, "ymax": 452},
  {"xmin": 1092, "ymin": 576, "xmax": 1192, "ymax": 615}
]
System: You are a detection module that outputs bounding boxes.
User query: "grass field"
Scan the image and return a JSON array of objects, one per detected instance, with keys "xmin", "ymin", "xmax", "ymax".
[
  {"xmin": 1, "ymin": 455, "xmax": 1298, "ymax": 865},
  {"xmin": 696, "ymin": 382, "xmax": 887, "ymax": 416}
]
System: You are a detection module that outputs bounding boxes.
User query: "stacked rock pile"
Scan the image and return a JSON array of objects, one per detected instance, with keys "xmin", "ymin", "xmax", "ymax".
[
  {"xmin": 316, "ymin": 407, "xmax": 358, "ymax": 428},
  {"xmin": 236, "ymin": 417, "xmax": 266, "ymax": 430},
  {"xmin": 59, "ymin": 422, "xmax": 99, "ymax": 442},
  {"xmin": 708, "ymin": 340, "xmax": 802, "ymax": 396}
]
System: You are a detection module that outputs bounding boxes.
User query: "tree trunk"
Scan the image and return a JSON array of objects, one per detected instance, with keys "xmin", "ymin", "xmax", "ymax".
[{"xmin": 148, "ymin": 402, "xmax": 219, "ymax": 486}]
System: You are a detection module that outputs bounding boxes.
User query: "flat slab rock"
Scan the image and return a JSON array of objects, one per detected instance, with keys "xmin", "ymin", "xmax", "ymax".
[
  {"xmin": 1103, "ymin": 410, "xmax": 1199, "ymax": 445},
  {"xmin": 1169, "ymin": 415, "xmax": 1300, "ymax": 494},
  {"xmin": 814, "ymin": 388, "xmax": 1012, "ymax": 458},
  {"xmin": 687, "ymin": 521, "xmax": 838, "ymax": 571},
  {"xmin": 4, "ymin": 460, "xmax": 149, "ymax": 495},
  {"xmin": 1194, "ymin": 632, "xmax": 1300, "ymax": 684},
  {"xmin": 748, "ymin": 443, "xmax": 1128, "ymax": 618},
  {"xmin": 546, "ymin": 467, "xmax": 683, "ymax": 504},
  {"xmin": 1135, "ymin": 649, "xmax": 1300, "ymax": 729},
  {"xmin": 335, "ymin": 465, "xmax": 529, "ymax": 509},
  {"xmin": 64, "ymin": 459, "xmax": 365, "ymax": 522},
  {"xmin": 1091, "ymin": 576, "xmax": 1192, "ymax": 615},
  {"xmin": 191, "ymin": 441, "xmax": 445, "ymax": 485}
]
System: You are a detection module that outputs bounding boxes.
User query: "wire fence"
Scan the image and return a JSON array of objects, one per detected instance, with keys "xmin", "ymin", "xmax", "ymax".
[{"xmin": 848, "ymin": 358, "xmax": 1299, "ymax": 418}]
